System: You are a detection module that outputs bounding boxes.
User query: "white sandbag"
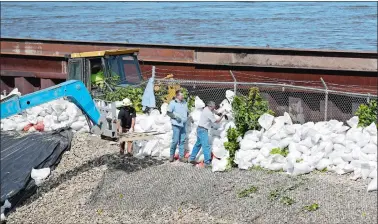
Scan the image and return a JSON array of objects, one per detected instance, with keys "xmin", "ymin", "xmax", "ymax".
[
  {"xmin": 284, "ymin": 125, "xmax": 296, "ymax": 135},
  {"xmin": 212, "ymin": 157, "xmax": 228, "ymax": 172},
  {"xmin": 78, "ymin": 126, "xmax": 90, "ymax": 133},
  {"xmin": 341, "ymin": 153, "xmax": 353, "ymax": 162},
  {"xmin": 66, "ymin": 103, "xmax": 80, "ymax": 119},
  {"xmin": 31, "ymin": 168, "xmax": 50, "ymax": 186},
  {"xmin": 292, "ymin": 133, "xmax": 301, "ymax": 143},
  {"xmin": 28, "ymin": 126, "xmax": 36, "ymax": 133},
  {"xmin": 336, "ymin": 125, "xmax": 350, "ymax": 134},
  {"xmin": 8, "ymin": 87, "xmax": 21, "ymax": 97},
  {"xmin": 361, "ymin": 143, "xmax": 377, "ymax": 154},
  {"xmin": 26, "ymin": 106, "xmax": 44, "ymax": 117},
  {"xmin": 161, "ymin": 103, "xmax": 168, "ymax": 116},
  {"xmin": 359, "ymin": 151, "xmax": 371, "ymax": 162},
  {"xmin": 213, "ymin": 146, "xmax": 229, "ymax": 159},
  {"xmin": 357, "ymin": 131, "xmax": 371, "ymax": 148},
  {"xmin": 364, "ymin": 122, "xmax": 377, "ymax": 136},
  {"xmin": 279, "ymin": 137, "xmax": 292, "ymax": 149},
  {"xmin": 260, "ymin": 144, "xmax": 274, "ymax": 157},
  {"xmin": 350, "ymin": 168, "xmax": 362, "ymax": 181},
  {"xmin": 347, "ymin": 116, "xmax": 359, "ymax": 128},
  {"xmin": 70, "ymin": 121, "xmax": 85, "ymax": 131},
  {"xmin": 287, "ymin": 150, "xmax": 302, "ymax": 161},
  {"xmin": 142, "ymin": 140, "xmax": 159, "ymax": 156},
  {"xmin": 16, "ymin": 121, "xmax": 30, "ymax": 131},
  {"xmin": 299, "ymin": 137, "xmax": 313, "ymax": 148},
  {"xmin": 266, "ymin": 162, "xmax": 285, "ymax": 171},
  {"xmin": 343, "ymin": 163, "xmax": 354, "ymax": 173},
  {"xmin": 243, "ymin": 130, "xmax": 261, "ymax": 141},
  {"xmin": 51, "ymin": 99, "xmax": 67, "ymax": 115},
  {"xmin": 258, "ymin": 113, "xmax": 274, "ymax": 130},
  {"xmin": 371, "ymin": 135, "xmax": 377, "ymax": 145},
  {"xmin": 369, "ymin": 169, "xmax": 377, "ymax": 179},
  {"xmin": 332, "ymin": 134, "xmax": 346, "ymax": 145},
  {"xmin": 316, "ymin": 158, "xmax": 332, "ymax": 170},
  {"xmin": 43, "ymin": 115, "xmax": 54, "ymax": 128},
  {"xmin": 266, "ymin": 121, "xmax": 284, "ymax": 138},
  {"xmin": 361, "ymin": 166, "xmax": 371, "ymax": 180},
  {"xmin": 240, "ymin": 139, "xmax": 259, "ymax": 151},
  {"xmin": 190, "ymin": 109, "xmax": 203, "ymax": 125},
  {"xmin": 194, "ymin": 96, "xmax": 205, "ymax": 109},
  {"xmin": 367, "ymin": 177, "xmax": 377, "ymax": 192},
  {"xmin": 58, "ymin": 112, "xmax": 69, "ymax": 122},
  {"xmin": 235, "ymin": 150, "xmax": 259, "ymax": 170},
  {"xmin": 332, "ymin": 157, "xmax": 344, "ymax": 165},
  {"xmin": 292, "ymin": 162, "xmax": 312, "ymax": 176},
  {"xmin": 333, "ymin": 144, "xmax": 346, "ymax": 152},
  {"xmin": 78, "ymin": 115, "xmax": 86, "ymax": 122},
  {"xmin": 139, "ymin": 116, "xmax": 155, "ymax": 132},
  {"xmin": 225, "ymin": 90, "xmax": 235, "ymax": 102},
  {"xmin": 297, "ymin": 145, "xmax": 310, "ymax": 155},
  {"xmin": 27, "ymin": 115, "xmax": 38, "ymax": 125}
]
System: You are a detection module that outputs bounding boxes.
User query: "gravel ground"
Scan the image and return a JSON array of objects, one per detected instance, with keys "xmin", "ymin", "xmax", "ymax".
[{"xmin": 5, "ymin": 133, "xmax": 377, "ymax": 224}]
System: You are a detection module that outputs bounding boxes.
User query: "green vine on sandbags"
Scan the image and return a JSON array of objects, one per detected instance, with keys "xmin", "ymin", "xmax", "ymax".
[
  {"xmin": 355, "ymin": 99, "xmax": 377, "ymax": 128},
  {"xmin": 224, "ymin": 127, "xmax": 240, "ymax": 168},
  {"xmin": 224, "ymin": 87, "xmax": 274, "ymax": 167}
]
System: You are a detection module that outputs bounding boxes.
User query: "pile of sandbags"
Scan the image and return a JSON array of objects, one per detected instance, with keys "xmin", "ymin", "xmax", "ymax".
[
  {"xmin": 1, "ymin": 94, "xmax": 90, "ymax": 133},
  {"xmin": 132, "ymin": 94, "xmax": 236, "ymax": 170},
  {"xmin": 234, "ymin": 113, "xmax": 377, "ymax": 192}
]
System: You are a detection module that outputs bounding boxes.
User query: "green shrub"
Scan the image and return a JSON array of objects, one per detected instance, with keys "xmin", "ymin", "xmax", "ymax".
[
  {"xmin": 355, "ymin": 100, "xmax": 377, "ymax": 127},
  {"xmin": 224, "ymin": 87, "xmax": 273, "ymax": 167},
  {"xmin": 232, "ymin": 87, "xmax": 274, "ymax": 134},
  {"xmin": 224, "ymin": 128, "xmax": 240, "ymax": 168}
]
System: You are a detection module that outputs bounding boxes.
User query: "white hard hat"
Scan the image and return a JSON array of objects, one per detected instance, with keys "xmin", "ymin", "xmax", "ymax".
[{"xmin": 122, "ymin": 98, "xmax": 132, "ymax": 107}]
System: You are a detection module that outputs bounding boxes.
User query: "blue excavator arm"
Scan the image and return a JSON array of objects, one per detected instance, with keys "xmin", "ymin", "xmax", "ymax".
[{"xmin": 1, "ymin": 80, "xmax": 102, "ymax": 131}]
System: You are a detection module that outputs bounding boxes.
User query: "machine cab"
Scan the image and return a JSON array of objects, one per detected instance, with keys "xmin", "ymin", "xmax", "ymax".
[{"xmin": 66, "ymin": 49, "xmax": 143, "ymax": 96}]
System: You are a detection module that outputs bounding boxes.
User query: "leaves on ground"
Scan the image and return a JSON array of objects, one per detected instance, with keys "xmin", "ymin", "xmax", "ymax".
[
  {"xmin": 238, "ymin": 185, "xmax": 258, "ymax": 198},
  {"xmin": 303, "ymin": 203, "xmax": 319, "ymax": 212}
]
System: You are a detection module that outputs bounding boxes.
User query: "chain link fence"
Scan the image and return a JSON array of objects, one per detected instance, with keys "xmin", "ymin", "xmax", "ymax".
[{"xmin": 152, "ymin": 69, "xmax": 377, "ymax": 124}]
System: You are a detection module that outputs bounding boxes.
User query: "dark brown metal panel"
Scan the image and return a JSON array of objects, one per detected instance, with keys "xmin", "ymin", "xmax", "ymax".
[
  {"xmin": 0, "ymin": 77, "xmax": 15, "ymax": 94},
  {"xmin": 14, "ymin": 77, "xmax": 40, "ymax": 94},
  {"xmin": 41, "ymin": 79, "xmax": 56, "ymax": 89},
  {"xmin": 0, "ymin": 56, "xmax": 64, "ymax": 73}
]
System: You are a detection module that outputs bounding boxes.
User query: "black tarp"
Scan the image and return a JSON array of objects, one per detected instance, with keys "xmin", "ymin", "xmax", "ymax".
[{"xmin": 0, "ymin": 129, "xmax": 73, "ymax": 212}]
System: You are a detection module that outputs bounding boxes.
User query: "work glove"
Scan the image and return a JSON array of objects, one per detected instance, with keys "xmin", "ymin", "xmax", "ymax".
[
  {"xmin": 128, "ymin": 128, "xmax": 134, "ymax": 133},
  {"xmin": 175, "ymin": 116, "xmax": 182, "ymax": 123}
]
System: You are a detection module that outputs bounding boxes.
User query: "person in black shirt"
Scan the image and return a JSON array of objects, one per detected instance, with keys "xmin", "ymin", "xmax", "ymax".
[{"xmin": 117, "ymin": 98, "xmax": 136, "ymax": 156}]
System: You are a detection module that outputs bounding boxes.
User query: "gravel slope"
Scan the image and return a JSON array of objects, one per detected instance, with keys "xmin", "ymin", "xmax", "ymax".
[{"xmin": 5, "ymin": 133, "xmax": 377, "ymax": 224}]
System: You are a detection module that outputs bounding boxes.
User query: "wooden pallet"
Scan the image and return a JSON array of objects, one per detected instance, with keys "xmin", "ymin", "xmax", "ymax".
[{"xmin": 118, "ymin": 131, "xmax": 164, "ymax": 142}]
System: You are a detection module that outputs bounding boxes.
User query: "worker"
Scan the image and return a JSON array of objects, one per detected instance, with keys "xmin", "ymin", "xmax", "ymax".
[
  {"xmin": 167, "ymin": 90, "xmax": 188, "ymax": 163},
  {"xmin": 117, "ymin": 98, "xmax": 136, "ymax": 156},
  {"xmin": 189, "ymin": 101, "xmax": 224, "ymax": 167}
]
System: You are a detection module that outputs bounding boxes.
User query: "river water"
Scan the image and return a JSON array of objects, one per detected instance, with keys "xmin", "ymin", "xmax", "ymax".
[{"xmin": 1, "ymin": 1, "xmax": 377, "ymax": 51}]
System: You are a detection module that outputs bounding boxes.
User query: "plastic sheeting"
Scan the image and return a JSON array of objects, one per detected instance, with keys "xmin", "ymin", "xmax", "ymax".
[{"xmin": 0, "ymin": 129, "xmax": 73, "ymax": 212}]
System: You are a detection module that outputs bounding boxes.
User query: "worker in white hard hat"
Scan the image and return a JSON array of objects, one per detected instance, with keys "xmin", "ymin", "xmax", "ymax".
[{"xmin": 117, "ymin": 98, "xmax": 136, "ymax": 156}]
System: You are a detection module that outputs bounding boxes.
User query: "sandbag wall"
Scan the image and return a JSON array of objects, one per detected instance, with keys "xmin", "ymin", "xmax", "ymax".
[{"xmin": 235, "ymin": 113, "xmax": 377, "ymax": 192}]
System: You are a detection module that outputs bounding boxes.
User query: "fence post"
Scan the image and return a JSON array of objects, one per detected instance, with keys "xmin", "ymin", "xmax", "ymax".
[
  {"xmin": 152, "ymin": 66, "xmax": 156, "ymax": 78},
  {"xmin": 229, "ymin": 70, "xmax": 237, "ymax": 94},
  {"xmin": 321, "ymin": 78, "xmax": 328, "ymax": 121},
  {"xmin": 367, "ymin": 93, "xmax": 370, "ymax": 103}
]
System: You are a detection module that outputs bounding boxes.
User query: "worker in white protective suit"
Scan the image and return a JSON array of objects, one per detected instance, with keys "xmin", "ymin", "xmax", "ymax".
[{"xmin": 117, "ymin": 98, "xmax": 136, "ymax": 156}]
